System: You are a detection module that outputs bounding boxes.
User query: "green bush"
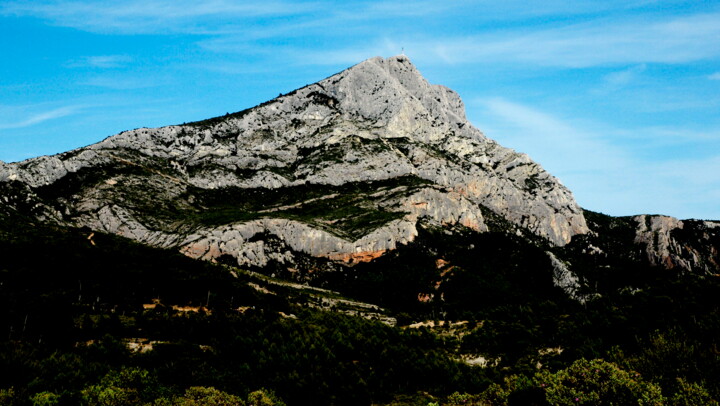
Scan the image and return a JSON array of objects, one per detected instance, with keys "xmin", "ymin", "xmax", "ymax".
[
  {"xmin": 149, "ymin": 386, "xmax": 286, "ymax": 406},
  {"xmin": 0, "ymin": 388, "xmax": 15, "ymax": 406},
  {"xmin": 668, "ymin": 378, "xmax": 718, "ymax": 406},
  {"xmin": 478, "ymin": 359, "xmax": 667, "ymax": 406},
  {"xmin": 30, "ymin": 392, "xmax": 60, "ymax": 406},
  {"xmin": 81, "ymin": 367, "xmax": 168, "ymax": 406},
  {"xmin": 479, "ymin": 375, "xmax": 535, "ymax": 406},
  {"xmin": 169, "ymin": 386, "xmax": 245, "ymax": 406},
  {"xmin": 446, "ymin": 392, "xmax": 478, "ymax": 405},
  {"xmin": 246, "ymin": 389, "xmax": 285, "ymax": 406},
  {"xmin": 536, "ymin": 359, "xmax": 663, "ymax": 405},
  {"xmin": 82, "ymin": 385, "xmax": 140, "ymax": 406}
]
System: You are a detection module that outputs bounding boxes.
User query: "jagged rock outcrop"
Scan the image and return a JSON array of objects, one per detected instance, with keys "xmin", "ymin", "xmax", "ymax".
[
  {"xmin": 0, "ymin": 55, "xmax": 590, "ymax": 270},
  {"xmin": 547, "ymin": 251, "xmax": 586, "ymax": 303},
  {"xmin": 181, "ymin": 218, "xmax": 419, "ymax": 267},
  {"xmin": 634, "ymin": 214, "xmax": 720, "ymax": 274}
]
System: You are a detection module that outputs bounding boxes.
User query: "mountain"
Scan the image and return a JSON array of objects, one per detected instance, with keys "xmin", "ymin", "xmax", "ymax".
[
  {"xmin": 0, "ymin": 55, "xmax": 584, "ymax": 254},
  {"xmin": 1, "ymin": 55, "xmax": 718, "ymax": 282},
  {"xmin": 2, "ymin": 55, "xmax": 720, "ymax": 405}
]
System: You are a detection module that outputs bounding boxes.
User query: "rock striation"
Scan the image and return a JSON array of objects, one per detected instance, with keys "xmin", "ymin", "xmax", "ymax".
[{"xmin": 0, "ymin": 55, "xmax": 590, "ymax": 271}]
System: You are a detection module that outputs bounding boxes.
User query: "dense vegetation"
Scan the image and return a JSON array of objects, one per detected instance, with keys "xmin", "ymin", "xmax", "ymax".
[
  {"xmin": 0, "ymin": 220, "xmax": 483, "ymax": 405},
  {"xmin": 1, "ymin": 209, "xmax": 719, "ymax": 405},
  {"xmin": 315, "ymin": 214, "xmax": 720, "ymax": 404}
]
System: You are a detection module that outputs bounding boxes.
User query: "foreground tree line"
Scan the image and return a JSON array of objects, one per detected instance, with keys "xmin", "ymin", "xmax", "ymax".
[
  {"xmin": 1, "ymin": 367, "xmax": 284, "ymax": 406},
  {"xmin": 1, "ymin": 358, "xmax": 715, "ymax": 405},
  {"xmin": 0, "ymin": 219, "xmax": 718, "ymax": 405},
  {"xmin": 436, "ymin": 358, "xmax": 715, "ymax": 406}
]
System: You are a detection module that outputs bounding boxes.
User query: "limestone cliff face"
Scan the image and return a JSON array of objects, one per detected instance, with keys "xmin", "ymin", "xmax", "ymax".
[
  {"xmin": 0, "ymin": 55, "xmax": 589, "ymax": 269},
  {"xmin": 633, "ymin": 215, "xmax": 720, "ymax": 274}
]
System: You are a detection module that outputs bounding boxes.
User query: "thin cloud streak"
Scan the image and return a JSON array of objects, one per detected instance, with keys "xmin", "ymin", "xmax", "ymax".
[
  {"xmin": 67, "ymin": 55, "xmax": 134, "ymax": 68},
  {"xmin": 603, "ymin": 64, "xmax": 646, "ymax": 88},
  {"xmin": 475, "ymin": 98, "xmax": 720, "ymax": 219},
  {"xmin": 290, "ymin": 12, "xmax": 720, "ymax": 68},
  {"xmin": 1, "ymin": 0, "xmax": 320, "ymax": 34},
  {"xmin": 2, "ymin": 0, "xmax": 463, "ymax": 40},
  {"xmin": 620, "ymin": 126, "xmax": 720, "ymax": 143},
  {"xmin": 471, "ymin": 12, "xmax": 720, "ymax": 67},
  {"xmin": 80, "ymin": 75, "xmax": 160, "ymax": 90},
  {"xmin": 478, "ymin": 98, "xmax": 628, "ymax": 173},
  {"xmin": 0, "ymin": 106, "xmax": 81, "ymax": 130},
  {"xmin": 6, "ymin": 1, "xmax": 719, "ymax": 69},
  {"xmin": 2, "ymin": 0, "xmax": 699, "ymax": 36}
]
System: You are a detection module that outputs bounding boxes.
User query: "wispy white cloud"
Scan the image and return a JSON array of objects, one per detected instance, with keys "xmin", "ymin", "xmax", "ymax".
[
  {"xmin": 67, "ymin": 55, "xmax": 133, "ymax": 68},
  {"xmin": 3, "ymin": 0, "xmax": 462, "ymax": 41},
  {"xmin": 474, "ymin": 98, "xmax": 720, "ymax": 219},
  {"xmin": 709, "ymin": 72, "xmax": 720, "ymax": 80},
  {"xmin": 604, "ymin": 64, "xmax": 646, "ymax": 87},
  {"xmin": 6, "ymin": 1, "xmax": 719, "ymax": 70},
  {"xmin": 622, "ymin": 126, "xmax": 720, "ymax": 143},
  {"xmin": 483, "ymin": 12, "xmax": 720, "ymax": 67},
  {"xmin": 293, "ymin": 12, "xmax": 720, "ymax": 68},
  {"xmin": 1, "ymin": 0, "xmax": 693, "ymax": 36},
  {"xmin": 477, "ymin": 98, "xmax": 627, "ymax": 174},
  {"xmin": 80, "ymin": 75, "xmax": 160, "ymax": 89},
  {"xmin": 278, "ymin": 39, "xmax": 402, "ymax": 66},
  {"xmin": 0, "ymin": 0, "xmax": 319, "ymax": 34},
  {"xmin": 0, "ymin": 106, "xmax": 81, "ymax": 130}
]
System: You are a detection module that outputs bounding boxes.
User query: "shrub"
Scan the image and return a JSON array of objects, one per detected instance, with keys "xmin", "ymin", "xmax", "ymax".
[
  {"xmin": 246, "ymin": 389, "xmax": 284, "ymax": 406},
  {"xmin": 668, "ymin": 378, "xmax": 718, "ymax": 406},
  {"xmin": 446, "ymin": 392, "xmax": 478, "ymax": 405},
  {"xmin": 172, "ymin": 386, "xmax": 245, "ymax": 406},
  {"xmin": 479, "ymin": 375, "xmax": 535, "ymax": 406},
  {"xmin": 81, "ymin": 367, "xmax": 168, "ymax": 406},
  {"xmin": 30, "ymin": 392, "xmax": 60, "ymax": 406},
  {"xmin": 0, "ymin": 388, "xmax": 15, "ymax": 406},
  {"xmin": 536, "ymin": 358, "xmax": 663, "ymax": 405}
]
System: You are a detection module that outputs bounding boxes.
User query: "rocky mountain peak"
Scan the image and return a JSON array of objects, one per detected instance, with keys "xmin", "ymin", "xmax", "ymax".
[
  {"xmin": 312, "ymin": 55, "xmax": 467, "ymax": 140},
  {"xmin": 0, "ymin": 56, "xmax": 593, "ymax": 273}
]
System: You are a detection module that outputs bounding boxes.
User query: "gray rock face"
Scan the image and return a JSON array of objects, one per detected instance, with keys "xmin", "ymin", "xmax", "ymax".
[
  {"xmin": 180, "ymin": 218, "xmax": 418, "ymax": 267},
  {"xmin": 634, "ymin": 215, "xmax": 720, "ymax": 274},
  {"xmin": 547, "ymin": 251, "xmax": 586, "ymax": 303},
  {"xmin": 634, "ymin": 215, "xmax": 685, "ymax": 268},
  {"xmin": 0, "ymin": 55, "xmax": 589, "ymax": 269}
]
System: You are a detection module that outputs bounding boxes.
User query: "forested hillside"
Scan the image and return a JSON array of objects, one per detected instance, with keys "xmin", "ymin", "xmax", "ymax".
[{"xmin": 1, "ymin": 212, "xmax": 718, "ymax": 405}]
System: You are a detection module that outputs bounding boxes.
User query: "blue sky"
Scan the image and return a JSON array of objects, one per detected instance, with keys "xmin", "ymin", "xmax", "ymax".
[{"xmin": 1, "ymin": 1, "xmax": 719, "ymax": 220}]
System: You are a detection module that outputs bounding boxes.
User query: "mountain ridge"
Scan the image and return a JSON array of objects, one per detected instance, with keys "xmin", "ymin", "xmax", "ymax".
[
  {"xmin": 0, "ymin": 55, "xmax": 718, "ymax": 277},
  {"xmin": 2, "ymin": 56, "xmax": 720, "ymax": 406}
]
